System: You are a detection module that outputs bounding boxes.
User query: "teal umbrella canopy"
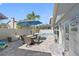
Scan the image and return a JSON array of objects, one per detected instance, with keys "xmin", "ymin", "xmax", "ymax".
[{"xmin": 17, "ymin": 20, "xmax": 42, "ymax": 27}]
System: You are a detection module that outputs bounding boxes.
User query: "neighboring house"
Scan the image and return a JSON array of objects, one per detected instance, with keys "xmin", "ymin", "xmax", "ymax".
[
  {"xmin": 7, "ymin": 18, "xmax": 17, "ymax": 29},
  {"xmin": 52, "ymin": 3, "xmax": 79, "ymax": 56}
]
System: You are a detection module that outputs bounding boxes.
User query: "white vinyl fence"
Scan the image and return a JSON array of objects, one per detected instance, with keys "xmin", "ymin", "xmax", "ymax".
[{"xmin": 0, "ymin": 29, "xmax": 31, "ymax": 41}]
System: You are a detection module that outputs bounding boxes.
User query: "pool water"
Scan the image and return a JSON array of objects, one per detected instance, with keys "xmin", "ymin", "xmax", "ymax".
[{"xmin": 0, "ymin": 40, "xmax": 8, "ymax": 48}]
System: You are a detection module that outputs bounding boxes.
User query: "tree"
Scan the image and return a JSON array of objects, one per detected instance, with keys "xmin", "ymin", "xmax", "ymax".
[{"xmin": 26, "ymin": 11, "xmax": 40, "ymax": 21}]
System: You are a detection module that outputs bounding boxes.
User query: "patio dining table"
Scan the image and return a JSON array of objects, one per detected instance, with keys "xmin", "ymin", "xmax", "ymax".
[{"xmin": 25, "ymin": 35, "xmax": 36, "ymax": 45}]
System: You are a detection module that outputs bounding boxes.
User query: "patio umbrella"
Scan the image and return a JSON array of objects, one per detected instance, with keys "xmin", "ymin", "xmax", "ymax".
[
  {"xmin": 17, "ymin": 20, "xmax": 42, "ymax": 27},
  {"xmin": 0, "ymin": 13, "xmax": 8, "ymax": 20},
  {"xmin": 17, "ymin": 20, "xmax": 42, "ymax": 33}
]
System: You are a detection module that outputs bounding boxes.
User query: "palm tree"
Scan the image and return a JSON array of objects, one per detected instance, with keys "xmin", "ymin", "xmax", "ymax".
[{"xmin": 26, "ymin": 11, "xmax": 40, "ymax": 21}]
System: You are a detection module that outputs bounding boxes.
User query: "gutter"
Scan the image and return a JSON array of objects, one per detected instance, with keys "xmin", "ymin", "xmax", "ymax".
[{"xmin": 52, "ymin": 3, "xmax": 59, "ymax": 29}]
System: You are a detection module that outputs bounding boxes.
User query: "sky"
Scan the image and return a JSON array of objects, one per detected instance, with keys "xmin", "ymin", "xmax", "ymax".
[{"xmin": 0, "ymin": 3, "xmax": 54, "ymax": 24}]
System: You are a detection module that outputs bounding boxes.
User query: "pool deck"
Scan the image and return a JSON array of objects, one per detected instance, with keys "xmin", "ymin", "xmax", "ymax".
[{"xmin": 0, "ymin": 40, "xmax": 51, "ymax": 56}]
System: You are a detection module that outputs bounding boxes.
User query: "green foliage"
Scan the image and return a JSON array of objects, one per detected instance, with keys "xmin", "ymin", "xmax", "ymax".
[
  {"xmin": 26, "ymin": 11, "xmax": 40, "ymax": 20},
  {"xmin": 16, "ymin": 25, "xmax": 22, "ymax": 29}
]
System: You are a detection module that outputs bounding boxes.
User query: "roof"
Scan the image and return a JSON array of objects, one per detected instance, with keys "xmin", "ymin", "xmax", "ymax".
[
  {"xmin": 53, "ymin": 3, "xmax": 77, "ymax": 26},
  {"xmin": 0, "ymin": 13, "xmax": 8, "ymax": 19}
]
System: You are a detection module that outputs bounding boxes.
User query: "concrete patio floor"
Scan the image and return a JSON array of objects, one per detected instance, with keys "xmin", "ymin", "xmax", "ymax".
[
  {"xmin": 19, "ymin": 36, "xmax": 54, "ymax": 53},
  {"xmin": 0, "ymin": 40, "xmax": 51, "ymax": 56}
]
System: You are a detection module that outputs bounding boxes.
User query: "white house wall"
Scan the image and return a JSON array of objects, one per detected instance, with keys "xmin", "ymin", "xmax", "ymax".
[
  {"xmin": 56, "ymin": 4, "xmax": 79, "ymax": 56},
  {"xmin": 69, "ymin": 18, "xmax": 79, "ymax": 56}
]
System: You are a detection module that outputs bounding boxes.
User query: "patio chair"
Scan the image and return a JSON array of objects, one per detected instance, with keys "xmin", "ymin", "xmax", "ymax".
[
  {"xmin": 19, "ymin": 35, "xmax": 25, "ymax": 44},
  {"xmin": 20, "ymin": 35, "xmax": 35, "ymax": 45}
]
